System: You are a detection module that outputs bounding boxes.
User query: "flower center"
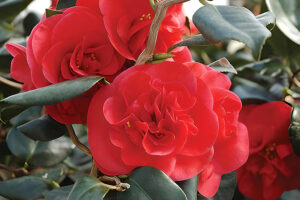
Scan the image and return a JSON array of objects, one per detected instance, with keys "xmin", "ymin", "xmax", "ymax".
[
  {"xmin": 139, "ymin": 13, "xmax": 151, "ymax": 21},
  {"xmin": 263, "ymin": 143, "xmax": 277, "ymax": 160},
  {"xmin": 88, "ymin": 53, "xmax": 97, "ymax": 61}
]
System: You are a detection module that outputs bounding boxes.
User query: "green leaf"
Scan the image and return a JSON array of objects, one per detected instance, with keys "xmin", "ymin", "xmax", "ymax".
[
  {"xmin": 0, "ymin": 0, "xmax": 32, "ymax": 21},
  {"xmin": 172, "ymin": 5, "xmax": 274, "ymax": 60},
  {"xmin": 266, "ymin": 0, "xmax": 300, "ymax": 45},
  {"xmin": 29, "ymin": 136, "xmax": 74, "ymax": 167},
  {"xmin": 0, "ymin": 44, "xmax": 12, "ymax": 72},
  {"xmin": 280, "ymin": 189, "xmax": 300, "ymax": 200},
  {"xmin": 6, "ymin": 128, "xmax": 74, "ymax": 167},
  {"xmin": 23, "ymin": 12, "xmax": 40, "ymax": 37},
  {"xmin": 0, "ymin": 176, "xmax": 53, "ymax": 200},
  {"xmin": 232, "ymin": 77, "xmax": 278, "ymax": 102},
  {"xmin": 56, "ymin": 0, "xmax": 76, "ymax": 10},
  {"xmin": 45, "ymin": 9, "xmax": 63, "ymax": 18},
  {"xmin": 0, "ymin": 22, "xmax": 12, "ymax": 46},
  {"xmin": 256, "ymin": 11, "xmax": 276, "ymax": 29},
  {"xmin": 168, "ymin": 34, "xmax": 208, "ymax": 53},
  {"xmin": 67, "ymin": 176, "xmax": 110, "ymax": 200},
  {"xmin": 43, "ymin": 185, "xmax": 73, "ymax": 200},
  {"xmin": 10, "ymin": 106, "xmax": 42, "ymax": 126},
  {"xmin": 1, "ymin": 76, "xmax": 104, "ymax": 106},
  {"xmin": 32, "ymin": 166, "xmax": 67, "ymax": 183},
  {"xmin": 266, "ymin": 26, "xmax": 292, "ymax": 59},
  {"xmin": 208, "ymin": 58, "xmax": 237, "ymax": 74},
  {"xmin": 107, "ymin": 166, "xmax": 187, "ymax": 200},
  {"xmin": 17, "ymin": 115, "xmax": 67, "ymax": 141},
  {"xmin": 176, "ymin": 175, "xmax": 198, "ymax": 200},
  {"xmin": 231, "ymin": 58, "xmax": 288, "ymax": 102},
  {"xmin": 289, "ymin": 104, "xmax": 300, "ymax": 157},
  {"xmin": 0, "ymin": 104, "xmax": 29, "ymax": 123},
  {"xmin": 6, "ymin": 127, "xmax": 36, "ymax": 160},
  {"xmin": 170, "ymin": 9, "xmax": 274, "ymax": 56}
]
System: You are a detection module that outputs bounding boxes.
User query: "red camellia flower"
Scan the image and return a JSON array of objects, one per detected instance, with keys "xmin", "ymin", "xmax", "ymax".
[
  {"xmin": 95, "ymin": 0, "xmax": 192, "ymax": 61},
  {"xmin": 87, "ymin": 61, "xmax": 219, "ymax": 180},
  {"xmin": 186, "ymin": 62, "xmax": 249, "ymax": 197},
  {"xmin": 6, "ymin": 44, "xmax": 35, "ymax": 91},
  {"xmin": 237, "ymin": 101, "xmax": 300, "ymax": 200},
  {"xmin": 8, "ymin": 5, "xmax": 125, "ymax": 124}
]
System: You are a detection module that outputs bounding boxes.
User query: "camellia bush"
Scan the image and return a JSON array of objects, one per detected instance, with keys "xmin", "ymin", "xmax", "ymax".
[{"xmin": 0, "ymin": 0, "xmax": 300, "ymax": 199}]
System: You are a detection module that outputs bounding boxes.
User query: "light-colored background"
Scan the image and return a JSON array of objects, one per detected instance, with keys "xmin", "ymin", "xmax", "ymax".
[{"xmin": 25, "ymin": 0, "xmax": 229, "ymax": 18}]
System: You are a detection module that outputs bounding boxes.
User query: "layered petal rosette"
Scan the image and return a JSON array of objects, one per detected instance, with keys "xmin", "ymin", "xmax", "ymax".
[
  {"xmin": 8, "ymin": 6, "xmax": 125, "ymax": 124},
  {"xmin": 237, "ymin": 102, "xmax": 300, "ymax": 200},
  {"xmin": 87, "ymin": 61, "xmax": 219, "ymax": 180},
  {"xmin": 186, "ymin": 62, "xmax": 249, "ymax": 197},
  {"xmin": 95, "ymin": 0, "xmax": 191, "ymax": 61}
]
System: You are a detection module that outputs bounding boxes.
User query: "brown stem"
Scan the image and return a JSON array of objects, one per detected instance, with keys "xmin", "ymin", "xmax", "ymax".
[
  {"xmin": 66, "ymin": 124, "xmax": 92, "ymax": 157},
  {"xmin": 0, "ymin": 76, "xmax": 22, "ymax": 89},
  {"xmin": 90, "ymin": 160, "xmax": 98, "ymax": 177},
  {"xmin": 99, "ymin": 175, "xmax": 130, "ymax": 192},
  {"xmin": 0, "ymin": 163, "xmax": 28, "ymax": 177},
  {"xmin": 135, "ymin": 0, "xmax": 190, "ymax": 65},
  {"xmin": 288, "ymin": 69, "xmax": 300, "ymax": 89}
]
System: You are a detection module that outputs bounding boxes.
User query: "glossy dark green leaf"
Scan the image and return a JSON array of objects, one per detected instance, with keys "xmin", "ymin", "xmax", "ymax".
[
  {"xmin": 18, "ymin": 114, "xmax": 67, "ymax": 141},
  {"xmin": 208, "ymin": 58, "xmax": 237, "ymax": 74},
  {"xmin": 0, "ymin": 22, "xmax": 12, "ymax": 46},
  {"xmin": 23, "ymin": 12, "xmax": 40, "ymax": 36},
  {"xmin": 6, "ymin": 128, "xmax": 74, "ymax": 167},
  {"xmin": 32, "ymin": 166, "xmax": 67, "ymax": 183},
  {"xmin": 0, "ymin": 0, "xmax": 32, "ymax": 21},
  {"xmin": 280, "ymin": 189, "xmax": 300, "ymax": 200},
  {"xmin": 10, "ymin": 106, "xmax": 42, "ymax": 126},
  {"xmin": 0, "ymin": 44, "xmax": 12, "ymax": 72},
  {"xmin": 56, "ymin": 0, "xmax": 76, "ymax": 10},
  {"xmin": 168, "ymin": 34, "xmax": 208, "ymax": 53},
  {"xmin": 232, "ymin": 77, "xmax": 278, "ymax": 102},
  {"xmin": 266, "ymin": 25, "xmax": 291, "ymax": 59},
  {"xmin": 176, "ymin": 175, "xmax": 198, "ymax": 200},
  {"xmin": 289, "ymin": 104, "xmax": 300, "ymax": 157},
  {"xmin": 237, "ymin": 58, "xmax": 288, "ymax": 80},
  {"xmin": 29, "ymin": 136, "xmax": 74, "ymax": 167},
  {"xmin": 44, "ymin": 185, "xmax": 73, "ymax": 200},
  {"xmin": 109, "ymin": 166, "xmax": 187, "ymax": 200},
  {"xmin": 0, "ymin": 104, "xmax": 29, "ymax": 123},
  {"xmin": 266, "ymin": 0, "xmax": 300, "ymax": 44},
  {"xmin": 256, "ymin": 11, "xmax": 276, "ymax": 29},
  {"xmin": 170, "ymin": 10, "xmax": 274, "ymax": 55},
  {"xmin": 6, "ymin": 127, "xmax": 36, "ymax": 160},
  {"xmin": 231, "ymin": 58, "xmax": 288, "ymax": 102},
  {"xmin": 1, "ymin": 76, "xmax": 104, "ymax": 106},
  {"xmin": 67, "ymin": 176, "xmax": 110, "ymax": 200},
  {"xmin": 178, "ymin": 5, "xmax": 274, "ymax": 59},
  {"xmin": 0, "ymin": 176, "xmax": 53, "ymax": 200}
]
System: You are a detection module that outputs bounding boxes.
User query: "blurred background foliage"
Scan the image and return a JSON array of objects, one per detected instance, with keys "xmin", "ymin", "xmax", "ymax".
[{"xmin": 0, "ymin": 0, "xmax": 300, "ymax": 199}]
